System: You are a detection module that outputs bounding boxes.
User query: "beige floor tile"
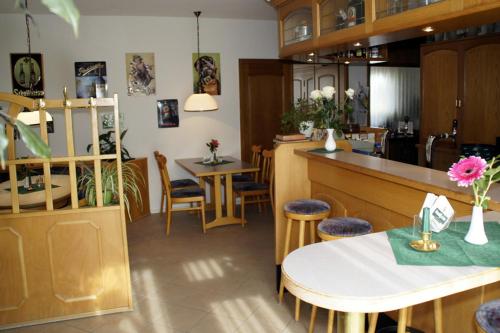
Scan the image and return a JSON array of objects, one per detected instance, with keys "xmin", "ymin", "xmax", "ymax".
[
  {"xmin": 188, "ymin": 312, "xmax": 244, "ymax": 333},
  {"xmin": 4, "ymin": 322, "xmax": 89, "ymax": 333}
]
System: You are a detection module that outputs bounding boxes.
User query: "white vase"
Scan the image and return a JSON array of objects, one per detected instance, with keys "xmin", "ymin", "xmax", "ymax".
[
  {"xmin": 324, "ymin": 128, "xmax": 336, "ymax": 152},
  {"xmin": 464, "ymin": 205, "xmax": 488, "ymax": 245}
]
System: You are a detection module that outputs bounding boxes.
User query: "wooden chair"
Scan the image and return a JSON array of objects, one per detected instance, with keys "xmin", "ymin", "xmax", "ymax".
[
  {"xmin": 232, "ymin": 149, "xmax": 274, "ymax": 226},
  {"xmin": 153, "ymin": 151, "xmax": 199, "ymax": 214},
  {"xmin": 154, "ymin": 152, "xmax": 206, "ymax": 235},
  {"xmin": 232, "ymin": 144, "xmax": 262, "ymax": 182}
]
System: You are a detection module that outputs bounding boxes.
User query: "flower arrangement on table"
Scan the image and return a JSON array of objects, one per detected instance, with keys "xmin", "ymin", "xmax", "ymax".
[
  {"xmin": 448, "ymin": 155, "xmax": 500, "ymax": 244},
  {"xmin": 309, "ymin": 86, "xmax": 355, "ymax": 136},
  {"xmin": 206, "ymin": 139, "xmax": 220, "ymax": 163}
]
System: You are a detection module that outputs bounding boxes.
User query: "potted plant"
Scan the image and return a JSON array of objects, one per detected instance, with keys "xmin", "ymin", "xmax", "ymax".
[
  {"xmin": 87, "ymin": 129, "xmax": 132, "ymax": 161},
  {"xmin": 78, "ymin": 160, "xmax": 144, "ymax": 220},
  {"xmin": 278, "ymin": 98, "xmax": 313, "ymax": 140}
]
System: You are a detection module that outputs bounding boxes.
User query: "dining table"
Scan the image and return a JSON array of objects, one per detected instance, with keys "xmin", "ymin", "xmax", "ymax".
[
  {"xmin": 175, "ymin": 156, "xmax": 259, "ymax": 230},
  {"xmin": 281, "ymin": 211, "xmax": 500, "ymax": 333}
]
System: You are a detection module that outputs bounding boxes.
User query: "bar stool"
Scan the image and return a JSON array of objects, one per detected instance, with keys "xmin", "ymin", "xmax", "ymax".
[
  {"xmin": 309, "ymin": 216, "xmax": 373, "ymax": 333},
  {"xmin": 476, "ymin": 299, "xmax": 500, "ymax": 333},
  {"xmin": 278, "ymin": 199, "xmax": 331, "ymax": 321}
]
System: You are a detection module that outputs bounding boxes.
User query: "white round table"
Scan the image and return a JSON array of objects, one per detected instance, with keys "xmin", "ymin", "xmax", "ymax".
[{"xmin": 281, "ymin": 215, "xmax": 500, "ymax": 333}]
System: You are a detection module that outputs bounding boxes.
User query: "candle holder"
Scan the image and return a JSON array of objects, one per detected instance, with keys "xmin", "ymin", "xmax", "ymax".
[{"xmin": 410, "ymin": 231, "xmax": 440, "ymax": 252}]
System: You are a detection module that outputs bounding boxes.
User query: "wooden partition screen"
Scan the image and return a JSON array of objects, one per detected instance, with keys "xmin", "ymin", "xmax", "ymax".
[{"xmin": 0, "ymin": 92, "xmax": 132, "ymax": 329}]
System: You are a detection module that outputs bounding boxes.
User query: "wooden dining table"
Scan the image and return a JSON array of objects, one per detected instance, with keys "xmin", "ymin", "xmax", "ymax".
[
  {"xmin": 175, "ymin": 156, "xmax": 259, "ymax": 230},
  {"xmin": 281, "ymin": 211, "xmax": 500, "ymax": 333}
]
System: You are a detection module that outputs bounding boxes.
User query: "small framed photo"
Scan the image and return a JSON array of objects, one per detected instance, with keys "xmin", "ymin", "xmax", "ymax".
[{"xmin": 157, "ymin": 99, "xmax": 179, "ymax": 128}]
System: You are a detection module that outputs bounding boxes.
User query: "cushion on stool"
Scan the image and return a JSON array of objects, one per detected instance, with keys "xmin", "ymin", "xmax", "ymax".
[
  {"xmin": 171, "ymin": 187, "xmax": 204, "ymax": 198},
  {"xmin": 233, "ymin": 182, "xmax": 269, "ymax": 191},
  {"xmin": 284, "ymin": 199, "xmax": 331, "ymax": 215},
  {"xmin": 476, "ymin": 299, "xmax": 500, "ymax": 333},
  {"xmin": 318, "ymin": 217, "xmax": 372, "ymax": 237},
  {"xmin": 232, "ymin": 174, "xmax": 253, "ymax": 182},
  {"xmin": 171, "ymin": 178, "xmax": 199, "ymax": 188}
]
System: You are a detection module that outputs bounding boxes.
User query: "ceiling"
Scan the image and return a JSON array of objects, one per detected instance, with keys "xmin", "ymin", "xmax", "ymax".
[{"xmin": 0, "ymin": 0, "xmax": 277, "ymax": 20}]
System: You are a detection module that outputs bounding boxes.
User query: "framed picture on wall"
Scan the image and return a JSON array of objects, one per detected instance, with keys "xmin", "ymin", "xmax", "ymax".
[
  {"xmin": 192, "ymin": 53, "xmax": 221, "ymax": 95},
  {"xmin": 157, "ymin": 99, "xmax": 179, "ymax": 128},
  {"xmin": 75, "ymin": 61, "xmax": 108, "ymax": 98},
  {"xmin": 126, "ymin": 53, "xmax": 155, "ymax": 96},
  {"xmin": 10, "ymin": 53, "xmax": 44, "ymax": 98}
]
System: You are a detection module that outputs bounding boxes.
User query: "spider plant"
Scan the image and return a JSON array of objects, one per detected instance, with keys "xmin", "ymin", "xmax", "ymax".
[{"xmin": 78, "ymin": 161, "xmax": 143, "ymax": 220}]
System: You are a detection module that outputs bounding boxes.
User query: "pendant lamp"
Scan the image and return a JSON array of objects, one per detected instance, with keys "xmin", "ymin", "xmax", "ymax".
[{"xmin": 184, "ymin": 11, "xmax": 218, "ymax": 112}]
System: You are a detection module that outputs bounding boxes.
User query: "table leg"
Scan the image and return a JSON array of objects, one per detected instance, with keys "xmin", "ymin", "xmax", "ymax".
[
  {"xmin": 344, "ymin": 312, "xmax": 365, "ymax": 333},
  {"xmin": 214, "ymin": 175, "xmax": 222, "ymax": 218},
  {"xmin": 225, "ymin": 173, "xmax": 234, "ymax": 218}
]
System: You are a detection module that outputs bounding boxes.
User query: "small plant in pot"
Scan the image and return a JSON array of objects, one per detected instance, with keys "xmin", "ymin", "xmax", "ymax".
[
  {"xmin": 87, "ymin": 129, "xmax": 132, "ymax": 161},
  {"xmin": 78, "ymin": 161, "xmax": 143, "ymax": 220},
  {"xmin": 279, "ymin": 98, "xmax": 313, "ymax": 139}
]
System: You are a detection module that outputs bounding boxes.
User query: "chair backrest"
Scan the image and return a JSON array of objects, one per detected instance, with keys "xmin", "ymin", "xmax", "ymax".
[
  {"xmin": 250, "ymin": 145, "xmax": 262, "ymax": 181},
  {"xmin": 153, "ymin": 151, "xmax": 172, "ymax": 197},
  {"xmin": 260, "ymin": 149, "xmax": 273, "ymax": 184}
]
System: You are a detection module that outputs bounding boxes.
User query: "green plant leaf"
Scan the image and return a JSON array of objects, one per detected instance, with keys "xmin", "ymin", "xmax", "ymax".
[
  {"xmin": 41, "ymin": 0, "xmax": 79, "ymax": 37},
  {"xmin": 15, "ymin": 120, "xmax": 51, "ymax": 158},
  {"xmin": 0, "ymin": 124, "xmax": 8, "ymax": 169}
]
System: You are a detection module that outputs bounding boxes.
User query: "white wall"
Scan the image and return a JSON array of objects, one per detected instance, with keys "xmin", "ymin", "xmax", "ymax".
[{"xmin": 0, "ymin": 14, "xmax": 278, "ymax": 213}]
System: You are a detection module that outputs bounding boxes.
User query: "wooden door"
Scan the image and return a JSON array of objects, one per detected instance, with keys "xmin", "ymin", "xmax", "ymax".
[
  {"xmin": 462, "ymin": 37, "xmax": 500, "ymax": 145},
  {"xmin": 239, "ymin": 59, "xmax": 292, "ymax": 162},
  {"xmin": 420, "ymin": 47, "xmax": 458, "ymax": 144}
]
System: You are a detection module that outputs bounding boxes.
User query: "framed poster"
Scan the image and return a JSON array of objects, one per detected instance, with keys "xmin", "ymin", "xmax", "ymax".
[
  {"xmin": 10, "ymin": 53, "xmax": 44, "ymax": 98},
  {"xmin": 75, "ymin": 61, "xmax": 108, "ymax": 98},
  {"xmin": 126, "ymin": 53, "xmax": 155, "ymax": 96},
  {"xmin": 192, "ymin": 53, "xmax": 221, "ymax": 95},
  {"xmin": 157, "ymin": 99, "xmax": 179, "ymax": 128}
]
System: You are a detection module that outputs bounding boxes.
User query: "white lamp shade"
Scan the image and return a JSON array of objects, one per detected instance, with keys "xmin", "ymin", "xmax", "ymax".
[
  {"xmin": 16, "ymin": 110, "xmax": 53, "ymax": 125},
  {"xmin": 184, "ymin": 93, "xmax": 218, "ymax": 112}
]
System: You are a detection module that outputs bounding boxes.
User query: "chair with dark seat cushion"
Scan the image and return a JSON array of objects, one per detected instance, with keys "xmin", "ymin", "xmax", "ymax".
[
  {"xmin": 317, "ymin": 217, "xmax": 373, "ymax": 241},
  {"xmin": 154, "ymin": 151, "xmax": 206, "ymax": 235},
  {"xmin": 476, "ymin": 299, "xmax": 500, "ymax": 333},
  {"xmin": 154, "ymin": 151, "xmax": 200, "ymax": 214},
  {"xmin": 232, "ymin": 182, "xmax": 269, "ymax": 192},
  {"xmin": 279, "ymin": 198, "xmax": 331, "ymax": 322}
]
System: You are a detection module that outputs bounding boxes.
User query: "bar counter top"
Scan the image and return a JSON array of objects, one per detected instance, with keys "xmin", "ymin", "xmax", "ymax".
[{"xmin": 295, "ymin": 149, "xmax": 500, "ymax": 211}]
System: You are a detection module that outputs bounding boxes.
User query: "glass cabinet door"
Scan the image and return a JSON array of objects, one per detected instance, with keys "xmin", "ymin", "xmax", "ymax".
[
  {"xmin": 376, "ymin": 0, "xmax": 443, "ymax": 19},
  {"xmin": 320, "ymin": 0, "xmax": 365, "ymax": 35},
  {"xmin": 283, "ymin": 8, "xmax": 313, "ymax": 45}
]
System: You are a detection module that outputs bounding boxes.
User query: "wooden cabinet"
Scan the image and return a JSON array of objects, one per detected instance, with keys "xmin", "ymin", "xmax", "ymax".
[
  {"xmin": 419, "ymin": 35, "xmax": 500, "ymax": 169},
  {"xmin": 272, "ymin": 0, "xmax": 500, "ymax": 59},
  {"xmin": 125, "ymin": 157, "xmax": 150, "ymax": 222}
]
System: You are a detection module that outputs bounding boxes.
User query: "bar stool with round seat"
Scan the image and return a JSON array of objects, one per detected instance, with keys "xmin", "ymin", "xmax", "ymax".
[
  {"xmin": 278, "ymin": 199, "xmax": 331, "ymax": 321},
  {"xmin": 476, "ymin": 299, "xmax": 500, "ymax": 333}
]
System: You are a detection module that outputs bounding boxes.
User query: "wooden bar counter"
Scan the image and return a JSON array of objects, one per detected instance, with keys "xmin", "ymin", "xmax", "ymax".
[{"xmin": 274, "ymin": 141, "xmax": 500, "ymax": 333}]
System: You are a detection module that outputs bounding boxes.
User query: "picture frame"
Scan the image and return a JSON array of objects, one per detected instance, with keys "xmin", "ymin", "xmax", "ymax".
[
  {"xmin": 126, "ymin": 53, "xmax": 155, "ymax": 96},
  {"xmin": 157, "ymin": 99, "xmax": 179, "ymax": 128},
  {"xmin": 192, "ymin": 53, "xmax": 221, "ymax": 96},
  {"xmin": 75, "ymin": 61, "xmax": 108, "ymax": 98},
  {"xmin": 10, "ymin": 53, "xmax": 44, "ymax": 98}
]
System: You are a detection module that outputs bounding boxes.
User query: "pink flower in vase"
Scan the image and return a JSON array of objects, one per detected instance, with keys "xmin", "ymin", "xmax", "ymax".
[{"xmin": 447, "ymin": 156, "xmax": 487, "ymax": 187}]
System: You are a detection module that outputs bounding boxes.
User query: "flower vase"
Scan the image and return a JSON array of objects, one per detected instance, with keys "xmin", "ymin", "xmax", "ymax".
[
  {"xmin": 464, "ymin": 205, "xmax": 488, "ymax": 245},
  {"xmin": 325, "ymin": 128, "xmax": 336, "ymax": 152},
  {"xmin": 212, "ymin": 152, "xmax": 218, "ymax": 163}
]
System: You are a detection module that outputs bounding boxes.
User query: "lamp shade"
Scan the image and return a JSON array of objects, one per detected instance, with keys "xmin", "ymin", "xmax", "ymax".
[
  {"xmin": 184, "ymin": 93, "xmax": 218, "ymax": 112},
  {"xmin": 16, "ymin": 110, "xmax": 53, "ymax": 125}
]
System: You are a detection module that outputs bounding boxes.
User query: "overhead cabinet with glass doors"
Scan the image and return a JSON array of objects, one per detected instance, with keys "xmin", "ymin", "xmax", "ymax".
[{"xmin": 272, "ymin": 0, "xmax": 500, "ymax": 58}]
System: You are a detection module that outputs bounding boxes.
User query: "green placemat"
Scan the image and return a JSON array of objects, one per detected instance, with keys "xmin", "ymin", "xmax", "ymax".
[
  {"xmin": 308, "ymin": 148, "xmax": 344, "ymax": 154},
  {"xmin": 387, "ymin": 222, "xmax": 500, "ymax": 267},
  {"xmin": 194, "ymin": 160, "xmax": 234, "ymax": 166},
  {"xmin": 6, "ymin": 184, "xmax": 60, "ymax": 194}
]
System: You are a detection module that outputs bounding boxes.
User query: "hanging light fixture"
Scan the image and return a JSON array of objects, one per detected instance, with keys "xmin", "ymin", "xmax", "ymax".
[{"xmin": 184, "ymin": 11, "xmax": 218, "ymax": 112}]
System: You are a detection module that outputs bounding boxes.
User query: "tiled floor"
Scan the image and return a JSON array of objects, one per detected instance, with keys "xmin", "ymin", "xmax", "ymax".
[{"xmin": 5, "ymin": 207, "xmax": 331, "ymax": 333}]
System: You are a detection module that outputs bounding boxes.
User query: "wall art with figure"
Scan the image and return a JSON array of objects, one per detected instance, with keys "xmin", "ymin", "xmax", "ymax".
[
  {"xmin": 10, "ymin": 53, "xmax": 44, "ymax": 98},
  {"xmin": 75, "ymin": 61, "xmax": 107, "ymax": 98},
  {"xmin": 157, "ymin": 99, "xmax": 179, "ymax": 128},
  {"xmin": 126, "ymin": 53, "xmax": 155, "ymax": 96},
  {"xmin": 192, "ymin": 53, "xmax": 221, "ymax": 96}
]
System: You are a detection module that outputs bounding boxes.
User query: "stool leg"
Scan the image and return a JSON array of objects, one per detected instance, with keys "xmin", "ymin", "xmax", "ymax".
[
  {"xmin": 407, "ymin": 306, "xmax": 413, "ymax": 326},
  {"xmin": 434, "ymin": 298, "xmax": 443, "ymax": 333},
  {"xmin": 397, "ymin": 307, "xmax": 408, "ymax": 333},
  {"xmin": 368, "ymin": 313, "xmax": 379, "ymax": 333},
  {"xmin": 279, "ymin": 218, "xmax": 293, "ymax": 303},
  {"xmin": 294, "ymin": 220, "xmax": 306, "ymax": 320},
  {"xmin": 327, "ymin": 309, "xmax": 335, "ymax": 333},
  {"xmin": 308, "ymin": 305, "xmax": 317, "ymax": 333},
  {"xmin": 309, "ymin": 220, "xmax": 316, "ymax": 244}
]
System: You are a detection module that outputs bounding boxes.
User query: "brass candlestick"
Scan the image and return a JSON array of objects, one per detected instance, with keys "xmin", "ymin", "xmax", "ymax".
[{"xmin": 410, "ymin": 231, "xmax": 440, "ymax": 252}]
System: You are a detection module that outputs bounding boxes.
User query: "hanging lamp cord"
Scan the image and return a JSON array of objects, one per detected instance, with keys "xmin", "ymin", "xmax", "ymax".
[
  {"xmin": 24, "ymin": 0, "xmax": 34, "ymax": 91},
  {"xmin": 194, "ymin": 11, "xmax": 202, "ymax": 93}
]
